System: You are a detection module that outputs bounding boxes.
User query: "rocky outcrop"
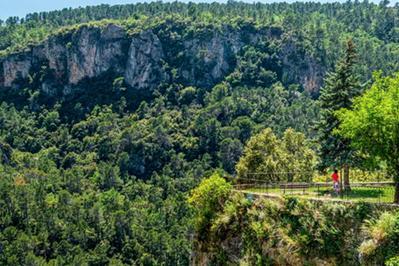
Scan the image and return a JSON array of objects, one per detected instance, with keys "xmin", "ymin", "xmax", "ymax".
[
  {"xmin": 280, "ymin": 35, "xmax": 325, "ymax": 93},
  {"xmin": 1, "ymin": 55, "xmax": 32, "ymax": 88},
  {"xmin": 124, "ymin": 30, "xmax": 167, "ymax": 89},
  {"xmin": 0, "ymin": 24, "xmax": 130, "ymax": 94},
  {"xmin": 180, "ymin": 28, "xmax": 243, "ymax": 88},
  {"xmin": 66, "ymin": 24, "xmax": 128, "ymax": 85},
  {"xmin": 0, "ymin": 22, "xmax": 324, "ymax": 99}
]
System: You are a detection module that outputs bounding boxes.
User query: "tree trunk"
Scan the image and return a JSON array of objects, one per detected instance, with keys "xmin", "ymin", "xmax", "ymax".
[
  {"xmin": 343, "ymin": 164, "xmax": 351, "ymax": 191},
  {"xmin": 339, "ymin": 169, "xmax": 343, "ymax": 196},
  {"xmin": 394, "ymin": 182, "xmax": 399, "ymax": 204}
]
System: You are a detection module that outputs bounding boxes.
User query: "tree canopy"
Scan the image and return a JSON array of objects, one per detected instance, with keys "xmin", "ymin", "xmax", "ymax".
[
  {"xmin": 336, "ymin": 72, "xmax": 399, "ymax": 202},
  {"xmin": 0, "ymin": 1, "xmax": 398, "ymax": 264},
  {"xmin": 236, "ymin": 128, "xmax": 317, "ymax": 182}
]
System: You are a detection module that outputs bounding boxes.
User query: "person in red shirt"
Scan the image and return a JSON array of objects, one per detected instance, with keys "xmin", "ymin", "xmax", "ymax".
[{"xmin": 332, "ymin": 169, "xmax": 340, "ymax": 194}]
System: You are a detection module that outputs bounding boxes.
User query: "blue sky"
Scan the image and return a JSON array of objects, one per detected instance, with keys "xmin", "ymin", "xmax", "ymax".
[
  {"xmin": 1, "ymin": 0, "xmax": 140, "ymax": 20},
  {"xmin": 1, "ymin": 0, "xmax": 397, "ymax": 21}
]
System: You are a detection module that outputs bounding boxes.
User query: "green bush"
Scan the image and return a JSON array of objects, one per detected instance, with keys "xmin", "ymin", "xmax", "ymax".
[
  {"xmin": 359, "ymin": 211, "xmax": 399, "ymax": 264},
  {"xmin": 386, "ymin": 256, "xmax": 399, "ymax": 266},
  {"xmin": 188, "ymin": 173, "xmax": 232, "ymax": 237}
]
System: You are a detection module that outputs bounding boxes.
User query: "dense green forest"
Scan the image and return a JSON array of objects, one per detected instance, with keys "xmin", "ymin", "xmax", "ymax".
[{"xmin": 0, "ymin": 1, "xmax": 398, "ymax": 265}]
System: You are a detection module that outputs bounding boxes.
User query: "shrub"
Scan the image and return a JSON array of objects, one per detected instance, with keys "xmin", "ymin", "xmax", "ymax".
[
  {"xmin": 188, "ymin": 173, "xmax": 232, "ymax": 237},
  {"xmin": 359, "ymin": 211, "xmax": 399, "ymax": 264},
  {"xmin": 386, "ymin": 256, "xmax": 399, "ymax": 266}
]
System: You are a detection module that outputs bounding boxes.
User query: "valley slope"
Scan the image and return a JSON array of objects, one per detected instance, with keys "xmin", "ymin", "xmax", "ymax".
[{"xmin": 0, "ymin": 2, "xmax": 398, "ymax": 265}]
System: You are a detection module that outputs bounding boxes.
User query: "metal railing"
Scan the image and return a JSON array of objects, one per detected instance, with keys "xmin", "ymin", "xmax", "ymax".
[{"xmin": 232, "ymin": 178, "xmax": 396, "ymax": 204}]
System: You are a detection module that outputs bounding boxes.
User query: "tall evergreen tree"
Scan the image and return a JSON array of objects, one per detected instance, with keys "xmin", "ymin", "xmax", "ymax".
[{"xmin": 316, "ymin": 39, "xmax": 361, "ymax": 190}]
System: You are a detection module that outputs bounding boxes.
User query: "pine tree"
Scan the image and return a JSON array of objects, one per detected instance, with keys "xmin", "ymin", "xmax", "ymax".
[{"xmin": 316, "ymin": 39, "xmax": 361, "ymax": 190}]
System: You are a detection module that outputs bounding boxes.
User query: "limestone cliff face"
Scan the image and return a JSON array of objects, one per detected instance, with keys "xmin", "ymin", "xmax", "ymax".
[
  {"xmin": 280, "ymin": 36, "xmax": 325, "ymax": 94},
  {"xmin": 124, "ymin": 30, "xmax": 167, "ymax": 90},
  {"xmin": 180, "ymin": 28, "xmax": 243, "ymax": 88},
  {"xmin": 0, "ymin": 23, "xmax": 324, "ymax": 98},
  {"xmin": 66, "ymin": 24, "xmax": 128, "ymax": 85},
  {"xmin": 0, "ymin": 24, "xmax": 130, "ymax": 94}
]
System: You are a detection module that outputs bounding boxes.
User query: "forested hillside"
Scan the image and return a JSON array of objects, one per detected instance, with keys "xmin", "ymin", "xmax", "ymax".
[
  {"xmin": 0, "ymin": 1, "xmax": 398, "ymax": 265},
  {"xmin": 1, "ymin": 1, "xmax": 399, "ymax": 91}
]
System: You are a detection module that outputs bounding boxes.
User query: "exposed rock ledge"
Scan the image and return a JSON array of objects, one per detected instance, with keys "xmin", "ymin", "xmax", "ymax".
[{"xmin": 0, "ymin": 23, "xmax": 323, "ymax": 97}]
